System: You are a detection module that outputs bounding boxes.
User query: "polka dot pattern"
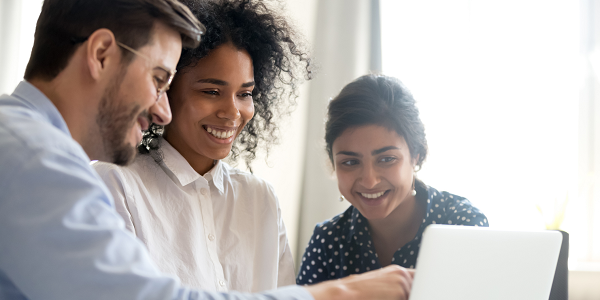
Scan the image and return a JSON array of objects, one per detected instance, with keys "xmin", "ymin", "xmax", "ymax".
[{"xmin": 296, "ymin": 185, "xmax": 488, "ymax": 285}]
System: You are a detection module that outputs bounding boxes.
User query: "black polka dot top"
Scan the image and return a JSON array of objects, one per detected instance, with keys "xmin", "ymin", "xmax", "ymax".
[{"xmin": 296, "ymin": 184, "xmax": 488, "ymax": 285}]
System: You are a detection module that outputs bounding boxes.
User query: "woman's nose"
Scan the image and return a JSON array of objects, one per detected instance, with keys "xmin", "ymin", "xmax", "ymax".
[
  {"xmin": 360, "ymin": 163, "xmax": 380, "ymax": 189},
  {"xmin": 217, "ymin": 94, "xmax": 241, "ymax": 120}
]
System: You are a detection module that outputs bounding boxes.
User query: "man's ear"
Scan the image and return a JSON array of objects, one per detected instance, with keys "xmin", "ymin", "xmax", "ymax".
[{"xmin": 85, "ymin": 29, "xmax": 119, "ymax": 81}]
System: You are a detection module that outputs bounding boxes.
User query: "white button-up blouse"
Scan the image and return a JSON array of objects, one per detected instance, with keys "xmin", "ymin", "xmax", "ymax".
[{"xmin": 92, "ymin": 139, "xmax": 295, "ymax": 292}]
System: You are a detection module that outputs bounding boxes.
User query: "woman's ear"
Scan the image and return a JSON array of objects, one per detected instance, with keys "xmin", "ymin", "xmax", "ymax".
[{"xmin": 412, "ymin": 154, "xmax": 420, "ymax": 170}]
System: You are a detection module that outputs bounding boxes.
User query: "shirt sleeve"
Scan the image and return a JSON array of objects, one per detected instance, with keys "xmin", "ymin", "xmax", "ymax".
[
  {"xmin": 275, "ymin": 196, "xmax": 297, "ymax": 287},
  {"xmin": 0, "ymin": 139, "xmax": 314, "ymax": 300},
  {"xmin": 445, "ymin": 196, "xmax": 489, "ymax": 227},
  {"xmin": 92, "ymin": 161, "xmax": 137, "ymax": 234},
  {"xmin": 296, "ymin": 224, "xmax": 330, "ymax": 285}
]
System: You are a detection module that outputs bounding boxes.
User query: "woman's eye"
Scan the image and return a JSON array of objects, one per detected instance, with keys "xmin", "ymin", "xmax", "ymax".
[
  {"xmin": 202, "ymin": 90, "xmax": 219, "ymax": 96},
  {"xmin": 238, "ymin": 92, "xmax": 254, "ymax": 99},
  {"xmin": 341, "ymin": 160, "xmax": 359, "ymax": 167},
  {"xmin": 380, "ymin": 157, "xmax": 397, "ymax": 163}
]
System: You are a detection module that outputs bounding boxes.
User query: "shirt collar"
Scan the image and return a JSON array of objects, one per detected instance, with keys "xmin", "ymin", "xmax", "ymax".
[
  {"xmin": 158, "ymin": 138, "xmax": 201, "ymax": 186},
  {"xmin": 157, "ymin": 138, "xmax": 226, "ymax": 194},
  {"xmin": 204, "ymin": 160, "xmax": 225, "ymax": 194},
  {"xmin": 414, "ymin": 184, "xmax": 435, "ymax": 241},
  {"xmin": 11, "ymin": 81, "xmax": 70, "ymax": 136}
]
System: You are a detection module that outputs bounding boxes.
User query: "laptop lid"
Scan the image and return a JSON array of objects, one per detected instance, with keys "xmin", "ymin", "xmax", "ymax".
[{"xmin": 409, "ymin": 225, "xmax": 562, "ymax": 300}]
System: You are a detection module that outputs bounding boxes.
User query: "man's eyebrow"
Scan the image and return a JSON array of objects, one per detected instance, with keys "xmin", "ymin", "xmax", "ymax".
[
  {"xmin": 196, "ymin": 78, "xmax": 228, "ymax": 85},
  {"xmin": 241, "ymin": 81, "xmax": 255, "ymax": 88},
  {"xmin": 336, "ymin": 151, "xmax": 362, "ymax": 157},
  {"xmin": 372, "ymin": 146, "xmax": 399, "ymax": 155}
]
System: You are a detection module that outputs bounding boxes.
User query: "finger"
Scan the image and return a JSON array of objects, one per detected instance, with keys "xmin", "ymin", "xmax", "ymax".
[
  {"xmin": 395, "ymin": 266, "xmax": 413, "ymax": 280},
  {"xmin": 398, "ymin": 276, "xmax": 412, "ymax": 300}
]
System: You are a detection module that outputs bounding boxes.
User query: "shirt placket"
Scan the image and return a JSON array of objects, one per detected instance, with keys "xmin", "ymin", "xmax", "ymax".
[
  {"xmin": 351, "ymin": 210, "xmax": 381, "ymax": 272},
  {"xmin": 194, "ymin": 180, "xmax": 228, "ymax": 292}
]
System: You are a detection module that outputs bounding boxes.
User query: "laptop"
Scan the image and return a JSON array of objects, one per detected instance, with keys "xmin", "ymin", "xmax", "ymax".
[{"xmin": 409, "ymin": 225, "xmax": 562, "ymax": 300}]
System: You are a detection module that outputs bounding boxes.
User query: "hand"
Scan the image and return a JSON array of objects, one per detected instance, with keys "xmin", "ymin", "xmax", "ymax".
[{"xmin": 305, "ymin": 265, "xmax": 415, "ymax": 300}]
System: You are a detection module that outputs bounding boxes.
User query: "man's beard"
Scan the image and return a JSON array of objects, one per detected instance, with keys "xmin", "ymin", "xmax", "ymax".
[{"xmin": 96, "ymin": 71, "xmax": 149, "ymax": 166}]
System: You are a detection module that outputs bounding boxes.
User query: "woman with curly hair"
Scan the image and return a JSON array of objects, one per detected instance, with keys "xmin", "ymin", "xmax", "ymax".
[{"xmin": 93, "ymin": 0, "xmax": 311, "ymax": 293}]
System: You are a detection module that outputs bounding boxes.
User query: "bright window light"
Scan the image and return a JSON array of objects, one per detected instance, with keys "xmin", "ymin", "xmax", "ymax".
[{"xmin": 381, "ymin": 0, "xmax": 589, "ymax": 262}]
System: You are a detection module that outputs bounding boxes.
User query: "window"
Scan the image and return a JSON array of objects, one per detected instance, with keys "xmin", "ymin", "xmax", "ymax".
[
  {"xmin": 0, "ymin": 0, "xmax": 43, "ymax": 95},
  {"xmin": 381, "ymin": 0, "xmax": 598, "ymax": 266}
]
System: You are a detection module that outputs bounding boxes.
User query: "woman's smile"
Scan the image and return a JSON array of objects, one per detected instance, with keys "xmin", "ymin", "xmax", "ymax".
[
  {"xmin": 356, "ymin": 190, "xmax": 392, "ymax": 206},
  {"xmin": 202, "ymin": 125, "xmax": 236, "ymax": 144},
  {"xmin": 202, "ymin": 124, "xmax": 239, "ymax": 143}
]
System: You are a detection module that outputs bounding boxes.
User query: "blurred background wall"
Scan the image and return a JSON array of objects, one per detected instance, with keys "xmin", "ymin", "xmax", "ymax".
[{"xmin": 1, "ymin": 0, "xmax": 599, "ymax": 298}]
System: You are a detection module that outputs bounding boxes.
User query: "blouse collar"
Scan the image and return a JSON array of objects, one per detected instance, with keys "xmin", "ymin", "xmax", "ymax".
[{"xmin": 156, "ymin": 138, "xmax": 225, "ymax": 194}]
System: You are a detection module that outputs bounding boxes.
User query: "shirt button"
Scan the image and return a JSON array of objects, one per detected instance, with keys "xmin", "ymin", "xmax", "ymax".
[
  {"xmin": 219, "ymin": 280, "xmax": 225, "ymax": 286},
  {"xmin": 200, "ymin": 188, "xmax": 208, "ymax": 195},
  {"xmin": 208, "ymin": 234, "xmax": 215, "ymax": 241}
]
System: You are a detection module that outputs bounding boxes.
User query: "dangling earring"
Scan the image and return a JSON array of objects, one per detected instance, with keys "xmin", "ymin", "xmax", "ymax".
[
  {"xmin": 411, "ymin": 175, "xmax": 417, "ymax": 196},
  {"xmin": 339, "ymin": 195, "xmax": 346, "ymax": 202}
]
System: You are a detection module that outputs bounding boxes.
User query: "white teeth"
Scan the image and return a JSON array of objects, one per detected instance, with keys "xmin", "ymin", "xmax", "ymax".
[
  {"xmin": 360, "ymin": 191, "xmax": 385, "ymax": 199},
  {"xmin": 206, "ymin": 126, "xmax": 234, "ymax": 139}
]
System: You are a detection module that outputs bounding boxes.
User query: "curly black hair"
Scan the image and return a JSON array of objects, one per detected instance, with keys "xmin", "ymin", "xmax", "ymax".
[{"xmin": 138, "ymin": 0, "xmax": 312, "ymax": 170}]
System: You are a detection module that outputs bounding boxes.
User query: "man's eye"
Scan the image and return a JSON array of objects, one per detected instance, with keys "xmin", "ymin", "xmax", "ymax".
[
  {"xmin": 203, "ymin": 90, "xmax": 219, "ymax": 95},
  {"xmin": 154, "ymin": 76, "xmax": 166, "ymax": 86}
]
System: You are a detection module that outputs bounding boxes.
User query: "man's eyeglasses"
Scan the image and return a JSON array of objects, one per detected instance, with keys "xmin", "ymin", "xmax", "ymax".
[
  {"xmin": 70, "ymin": 36, "xmax": 175, "ymax": 102},
  {"xmin": 116, "ymin": 42, "xmax": 176, "ymax": 101}
]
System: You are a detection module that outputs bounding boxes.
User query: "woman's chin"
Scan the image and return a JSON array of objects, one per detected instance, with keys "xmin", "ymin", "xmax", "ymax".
[
  {"xmin": 357, "ymin": 207, "xmax": 392, "ymax": 221},
  {"xmin": 205, "ymin": 147, "xmax": 233, "ymax": 161}
]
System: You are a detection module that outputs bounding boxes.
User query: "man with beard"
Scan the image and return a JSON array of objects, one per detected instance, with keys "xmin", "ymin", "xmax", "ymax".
[{"xmin": 0, "ymin": 0, "xmax": 414, "ymax": 299}]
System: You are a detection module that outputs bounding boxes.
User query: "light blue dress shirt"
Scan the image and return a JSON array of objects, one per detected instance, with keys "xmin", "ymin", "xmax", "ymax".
[{"xmin": 0, "ymin": 81, "xmax": 313, "ymax": 300}]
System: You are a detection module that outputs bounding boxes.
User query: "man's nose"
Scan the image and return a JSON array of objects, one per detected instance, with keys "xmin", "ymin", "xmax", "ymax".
[{"xmin": 149, "ymin": 93, "xmax": 172, "ymax": 125}]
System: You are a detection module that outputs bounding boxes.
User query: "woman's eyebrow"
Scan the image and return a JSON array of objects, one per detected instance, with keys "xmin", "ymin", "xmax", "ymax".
[
  {"xmin": 241, "ymin": 81, "xmax": 255, "ymax": 88},
  {"xmin": 197, "ymin": 78, "xmax": 228, "ymax": 85},
  {"xmin": 336, "ymin": 151, "xmax": 361, "ymax": 157},
  {"xmin": 372, "ymin": 146, "xmax": 399, "ymax": 155}
]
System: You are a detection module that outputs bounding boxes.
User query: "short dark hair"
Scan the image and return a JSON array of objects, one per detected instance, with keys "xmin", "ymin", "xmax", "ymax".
[
  {"xmin": 24, "ymin": 0, "xmax": 204, "ymax": 81},
  {"xmin": 325, "ymin": 74, "xmax": 428, "ymax": 169},
  {"xmin": 139, "ymin": 0, "xmax": 312, "ymax": 170}
]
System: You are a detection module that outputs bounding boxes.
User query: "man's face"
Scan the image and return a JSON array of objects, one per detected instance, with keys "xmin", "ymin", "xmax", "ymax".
[{"xmin": 97, "ymin": 22, "xmax": 181, "ymax": 165}]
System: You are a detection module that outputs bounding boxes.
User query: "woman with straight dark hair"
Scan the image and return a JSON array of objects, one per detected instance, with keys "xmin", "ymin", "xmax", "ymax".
[{"xmin": 297, "ymin": 74, "xmax": 488, "ymax": 285}]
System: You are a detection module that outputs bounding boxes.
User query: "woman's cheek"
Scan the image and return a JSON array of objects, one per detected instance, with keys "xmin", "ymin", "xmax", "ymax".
[{"xmin": 336, "ymin": 170, "xmax": 354, "ymax": 193}]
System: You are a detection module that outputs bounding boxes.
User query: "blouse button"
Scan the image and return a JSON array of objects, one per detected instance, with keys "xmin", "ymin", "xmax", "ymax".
[
  {"xmin": 208, "ymin": 234, "xmax": 215, "ymax": 241},
  {"xmin": 200, "ymin": 188, "xmax": 208, "ymax": 195},
  {"xmin": 219, "ymin": 280, "xmax": 225, "ymax": 286}
]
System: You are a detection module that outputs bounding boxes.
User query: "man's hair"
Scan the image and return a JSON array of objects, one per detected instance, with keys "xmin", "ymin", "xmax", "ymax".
[
  {"xmin": 24, "ymin": 0, "xmax": 204, "ymax": 81},
  {"xmin": 139, "ymin": 0, "xmax": 312, "ymax": 170}
]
